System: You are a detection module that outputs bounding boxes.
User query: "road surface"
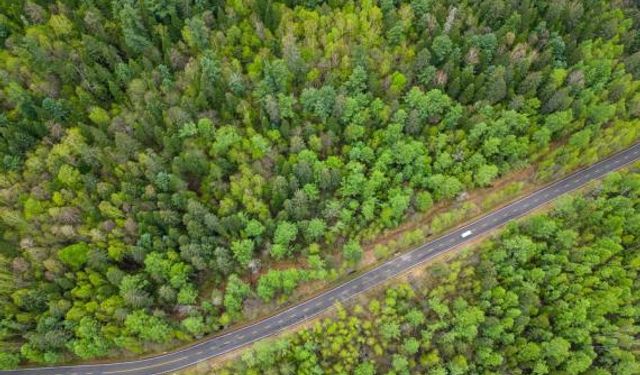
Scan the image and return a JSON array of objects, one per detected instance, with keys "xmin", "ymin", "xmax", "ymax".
[{"xmin": 5, "ymin": 143, "xmax": 640, "ymax": 375}]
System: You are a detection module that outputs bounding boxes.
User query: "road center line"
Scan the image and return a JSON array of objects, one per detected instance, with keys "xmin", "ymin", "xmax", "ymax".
[{"xmin": 103, "ymin": 355, "xmax": 191, "ymax": 373}]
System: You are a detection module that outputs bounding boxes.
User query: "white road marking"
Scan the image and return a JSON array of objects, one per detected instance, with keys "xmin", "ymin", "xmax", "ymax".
[{"xmin": 103, "ymin": 355, "xmax": 191, "ymax": 373}]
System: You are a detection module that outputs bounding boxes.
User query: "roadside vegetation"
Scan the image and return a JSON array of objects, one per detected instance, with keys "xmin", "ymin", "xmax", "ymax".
[
  {"xmin": 215, "ymin": 169, "xmax": 640, "ymax": 375},
  {"xmin": 1, "ymin": 0, "xmax": 640, "ymax": 367}
]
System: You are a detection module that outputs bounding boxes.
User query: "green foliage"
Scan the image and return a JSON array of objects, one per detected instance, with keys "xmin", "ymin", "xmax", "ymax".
[
  {"xmin": 0, "ymin": 0, "xmax": 639, "ymax": 367},
  {"xmin": 57, "ymin": 243, "xmax": 89, "ymax": 270},
  {"xmin": 415, "ymin": 191, "xmax": 433, "ymax": 212},
  {"xmin": 224, "ymin": 275, "xmax": 250, "ymax": 315},
  {"xmin": 354, "ymin": 361, "xmax": 376, "ymax": 375},
  {"xmin": 304, "ymin": 218, "xmax": 326, "ymax": 242},
  {"xmin": 56, "ymin": 165, "xmax": 82, "ymax": 189},
  {"xmin": 181, "ymin": 316, "xmax": 206, "ymax": 337},
  {"xmin": 68, "ymin": 317, "xmax": 111, "ymax": 359},
  {"xmin": 177, "ymin": 285, "xmax": 198, "ymax": 305},
  {"xmin": 119, "ymin": 275, "xmax": 152, "ymax": 308},
  {"xmin": 475, "ymin": 164, "xmax": 499, "ymax": 187},
  {"xmin": 342, "ymin": 240, "xmax": 363, "ymax": 264},
  {"xmin": 431, "ymin": 35, "xmax": 453, "ymax": 65},
  {"xmin": 225, "ymin": 171, "xmax": 640, "ymax": 374},
  {"xmin": 231, "ymin": 239, "xmax": 255, "ymax": 267},
  {"xmin": 271, "ymin": 221, "xmax": 298, "ymax": 259},
  {"xmin": 256, "ymin": 268, "xmax": 311, "ymax": 302},
  {"xmin": 88, "ymin": 106, "xmax": 110, "ymax": 126},
  {"xmin": 273, "ymin": 221, "xmax": 298, "ymax": 245},
  {"xmin": 124, "ymin": 310, "xmax": 174, "ymax": 344},
  {"xmin": 0, "ymin": 352, "xmax": 20, "ymax": 370},
  {"xmin": 244, "ymin": 220, "xmax": 265, "ymax": 237}
]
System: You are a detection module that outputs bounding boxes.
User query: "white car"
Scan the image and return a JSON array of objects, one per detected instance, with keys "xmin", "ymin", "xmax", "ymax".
[{"xmin": 461, "ymin": 230, "xmax": 473, "ymax": 238}]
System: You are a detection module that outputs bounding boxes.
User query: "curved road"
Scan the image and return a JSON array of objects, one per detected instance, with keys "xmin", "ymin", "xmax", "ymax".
[{"xmin": 5, "ymin": 143, "xmax": 640, "ymax": 375}]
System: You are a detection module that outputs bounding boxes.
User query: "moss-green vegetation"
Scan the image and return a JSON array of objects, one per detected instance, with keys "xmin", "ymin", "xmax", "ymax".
[
  {"xmin": 0, "ymin": 0, "xmax": 639, "ymax": 367},
  {"xmin": 220, "ymin": 170, "xmax": 640, "ymax": 375}
]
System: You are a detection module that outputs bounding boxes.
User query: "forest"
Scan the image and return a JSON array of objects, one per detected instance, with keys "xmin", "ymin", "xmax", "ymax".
[
  {"xmin": 217, "ymin": 169, "xmax": 640, "ymax": 374},
  {"xmin": 0, "ymin": 0, "xmax": 640, "ymax": 367}
]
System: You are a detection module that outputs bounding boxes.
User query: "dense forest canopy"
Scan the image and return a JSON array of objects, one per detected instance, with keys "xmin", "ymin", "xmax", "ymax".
[
  {"xmin": 220, "ymin": 169, "xmax": 640, "ymax": 375},
  {"xmin": 0, "ymin": 0, "xmax": 639, "ymax": 368}
]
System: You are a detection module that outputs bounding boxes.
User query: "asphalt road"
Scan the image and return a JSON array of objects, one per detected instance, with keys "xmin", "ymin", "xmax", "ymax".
[{"xmin": 5, "ymin": 143, "xmax": 640, "ymax": 375}]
